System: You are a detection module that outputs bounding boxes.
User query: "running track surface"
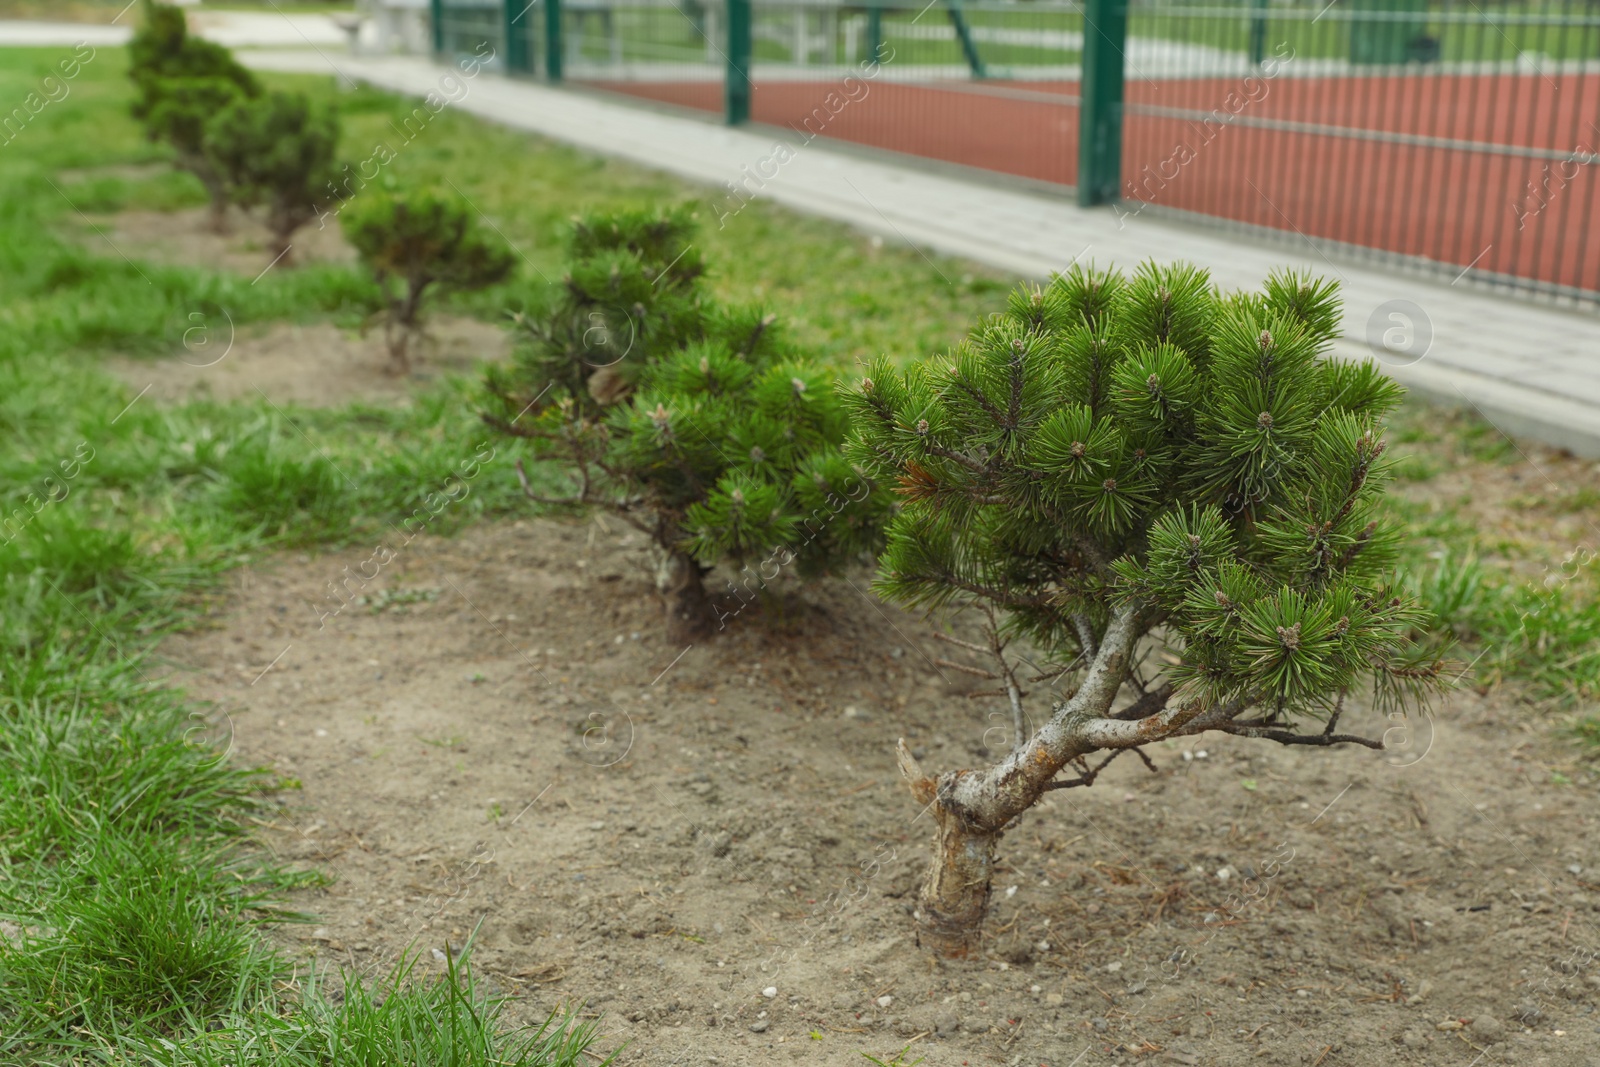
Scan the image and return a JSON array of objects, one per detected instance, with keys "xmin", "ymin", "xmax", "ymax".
[{"xmin": 584, "ymin": 72, "xmax": 1600, "ymax": 295}]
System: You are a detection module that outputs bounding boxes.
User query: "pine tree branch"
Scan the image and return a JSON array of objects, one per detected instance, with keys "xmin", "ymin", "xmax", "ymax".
[
  {"xmin": 923, "ymin": 444, "xmax": 990, "ymax": 475},
  {"xmin": 931, "ymin": 631, "xmax": 991, "ymax": 656},
  {"xmin": 934, "ymin": 658, "xmax": 1001, "ymax": 680},
  {"xmin": 514, "ymin": 459, "xmax": 653, "ymax": 535},
  {"xmin": 1213, "ymin": 724, "xmax": 1383, "ymax": 750},
  {"xmin": 980, "ymin": 603, "xmax": 1028, "ymax": 753},
  {"xmin": 1042, "ymin": 743, "xmax": 1159, "ymax": 790},
  {"xmin": 1072, "ymin": 614, "xmax": 1100, "ymax": 659},
  {"xmin": 947, "ymin": 372, "xmax": 1007, "ymax": 428},
  {"xmin": 1109, "ymin": 681, "xmax": 1176, "ymax": 721},
  {"xmin": 736, "ymin": 313, "xmax": 776, "ymax": 357},
  {"xmin": 1324, "ymin": 690, "xmax": 1347, "ymax": 736},
  {"xmin": 481, "ymin": 413, "xmax": 553, "ymax": 439}
]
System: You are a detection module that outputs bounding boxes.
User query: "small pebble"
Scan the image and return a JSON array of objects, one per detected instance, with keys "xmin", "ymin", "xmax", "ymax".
[
  {"xmin": 762, "ymin": 986, "xmax": 778, "ymax": 998},
  {"xmin": 876, "ymin": 995, "xmax": 894, "ymax": 1008},
  {"xmin": 749, "ymin": 1020, "xmax": 769, "ymax": 1033}
]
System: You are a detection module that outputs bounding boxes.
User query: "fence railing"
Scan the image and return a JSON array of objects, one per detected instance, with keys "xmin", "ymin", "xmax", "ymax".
[{"xmin": 436, "ymin": 0, "xmax": 1600, "ymax": 308}]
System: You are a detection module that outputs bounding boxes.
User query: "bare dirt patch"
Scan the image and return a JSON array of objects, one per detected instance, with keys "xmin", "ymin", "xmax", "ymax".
[
  {"xmin": 81, "ymin": 206, "xmax": 356, "ymax": 276},
  {"xmin": 104, "ymin": 317, "xmax": 509, "ymax": 408},
  {"xmin": 156, "ymin": 515, "xmax": 1600, "ymax": 1067}
]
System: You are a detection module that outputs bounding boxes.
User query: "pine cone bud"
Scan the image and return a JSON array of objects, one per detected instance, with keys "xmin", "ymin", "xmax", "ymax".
[
  {"xmin": 750, "ymin": 446, "xmax": 766, "ymax": 463},
  {"xmin": 791, "ymin": 377, "xmax": 807, "ymax": 394},
  {"xmin": 1070, "ymin": 441, "xmax": 1086, "ymax": 459},
  {"xmin": 861, "ymin": 377, "xmax": 874, "ymax": 392},
  {"xmin": 1102, "ymin": 478, "xmax": 1118, "ymax": 491},
  {"xmin": 730, "ymin": 489, "xmax": 745, "ymax": 505},
  {"xmin": 1257, "ymin": 411, "xmax": 1274, "ymax": 429},
  {"xmin": 1258, "ymin": 329, "xmax": 1273, "ymax": 350},
  {"xmin": 1276, "ymin": 622, "xmax": 1302, "ymax": 650},
  {"xmin": 916, "ymin": 418, "xmax": 929, "ymax": 434}
]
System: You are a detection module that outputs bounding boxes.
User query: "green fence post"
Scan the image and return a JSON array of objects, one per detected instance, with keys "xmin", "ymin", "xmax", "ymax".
[
  {"xmin": 544, "ymin": 0, "xmax": 564, "ymax": 81},
  {"xmin": 866, "ymin": 0, "xmax": 882, "ymax": 61},
  {"xmin": 505, "ymin": 0, "xmax": 532, "ymax": 73},
  {"xmin": 945, "ymin": 0, "xmax": 987, "ymax": 78},
  {"xmin": 726, "ymin": 0, "xmax": 752, "ymax": 124},
  {"xmin": 431, "ymin": 0, "xmax": 445, "ymax": 54},
  {"xmin": 1077, "ymin": 0, "xmax": 1127, "ymax": 207},
  {"xmin": 1248, "ymin": 0, "xmax": 1267, "ymax": 65}
]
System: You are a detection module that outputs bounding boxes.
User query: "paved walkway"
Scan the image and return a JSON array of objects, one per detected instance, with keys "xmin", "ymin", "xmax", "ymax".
[{"xmin": 4, "ymin": 19, "xmax": 1595, "ymax": 455}]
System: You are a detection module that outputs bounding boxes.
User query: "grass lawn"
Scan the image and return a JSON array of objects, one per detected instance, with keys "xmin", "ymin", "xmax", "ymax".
[{"xmin": 0, "ymin": 34, "xmax": 1596, "ymax": 1064}]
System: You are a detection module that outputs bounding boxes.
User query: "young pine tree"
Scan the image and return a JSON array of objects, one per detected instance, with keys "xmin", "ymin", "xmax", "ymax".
[
  {"xmin": 344, "ymin": 192, "xmax": 516, "ymax": 374},
  {"xmin": 843, "ymin": 262, "xmax": 1452, "ymax": 957},
  {"xmin": 128, "ymin": 0, "xmax": 260, "ymax": 232},
  {"xmin": 203, "ymin": 91, "xmax": 340, "ymax": 264},
  {"xmin": 482, "ymin": 208, "xmax": 889, "ymax": 640}
]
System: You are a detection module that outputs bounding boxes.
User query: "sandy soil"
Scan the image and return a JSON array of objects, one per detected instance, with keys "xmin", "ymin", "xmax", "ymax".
[
  {"xmin": 81, "ymin": 206, "xmax": 358, "ymax": 276},
  {"xmin": 104, "ymin": 317, "xmax": 510, "ymax": 408},
  {"xmin": 155, "ymin": 512, "xmax": 1600, "ymax": 1067}
]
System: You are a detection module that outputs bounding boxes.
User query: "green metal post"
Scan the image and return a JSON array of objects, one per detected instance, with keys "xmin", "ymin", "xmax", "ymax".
[
  {"xmin": 1077, "ymin": 0, "xmax": 1127, "ymax": 207},
  {"xmin": 505, "ymin": 0, "xmax": 532, "ymax": 73},
  {"xmin": 1247, "ymin": 0, "xmax": 1267, "ymax": 66},
  {"xmin": 726, "ymin": 0, "xmax": 752, "ymax": 124},
  {"xmin": 866, "ymin": 0, "xmax": 882, "ymax": 62},
  {"xmin": 945, "ymin": 0, "xmax": 987, "ymax": 78},
  {"xmin": 431, "ymin": 0, "xmax": 445, "ymax": 54},
  {"xmin": 545, "ymin": 0, "xmax": 564, "ymax": 81}
]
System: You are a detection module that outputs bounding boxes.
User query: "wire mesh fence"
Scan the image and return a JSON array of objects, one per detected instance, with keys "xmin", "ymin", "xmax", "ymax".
[
  {"xmin": 436, "ymin": 0, "xmax": 1600, "ymax": 307},
  {"xmin": 438, "ymin": 0, "xmax": 507, "ymax": 64},
  {"xmin": 747, "ymin": 0, "xmax": 1082, "ymax": 186},
  {"xmin": 560, "ymin": 0, "xmax": 726, "ymax": 114},
  {"xmin": 1121, "ymin": 0, "xmax": 1600, "ymax": 304}
]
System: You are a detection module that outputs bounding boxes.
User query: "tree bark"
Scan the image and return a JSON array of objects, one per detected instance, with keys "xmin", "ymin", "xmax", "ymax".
[
  {"xmin": 206, "ymin": 187, "xmax": 230, "ymax": 235},
  {"xmin": 654, "ymin": 545, "xmax": 713, "ymax": 642},
  {"xmin": 898, "ymin": 605, "xmax": 1189, "ymax": 956},
  {"xmin": 917, "ymin": 798, "xmax": 1001, "ymax": 958}
]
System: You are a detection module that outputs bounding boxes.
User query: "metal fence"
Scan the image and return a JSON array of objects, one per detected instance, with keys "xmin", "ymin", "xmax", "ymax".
[
  {"xmin": 1121, "ymin": 0, "xmax": 1600, "ymax": 306},
  {"xmin": 437, "ymin": 0, "xmax": 1600, "ymax": 308}
]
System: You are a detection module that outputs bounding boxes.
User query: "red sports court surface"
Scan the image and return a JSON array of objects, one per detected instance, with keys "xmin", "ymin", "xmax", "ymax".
[{"xmin": 585, "ymin": 71, "xmax": 1599, "ymax": 295}]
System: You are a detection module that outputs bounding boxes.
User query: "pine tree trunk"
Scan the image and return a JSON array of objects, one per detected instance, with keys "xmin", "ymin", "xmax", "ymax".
[
  {"xmin": 654, "ymin": 546, "xmax": 713, "ymax": 642},
  {"xmin": 915, "ymin": 801, "xmax": 1001, "ymax": 957},
  {"xmin": 269, "ymin": 229, "xmax": 295, "ymax": 267},
  {"xmin": 206, "ymin": 188, "xmax": 230, "ymax": 235},
  {"xmin": 895, "ymin": 607, "xmax": 1179, "ymax": 957},
  {"xmin": 386, "ymin": 316, "xmax": 411, "ymax": 375}
]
